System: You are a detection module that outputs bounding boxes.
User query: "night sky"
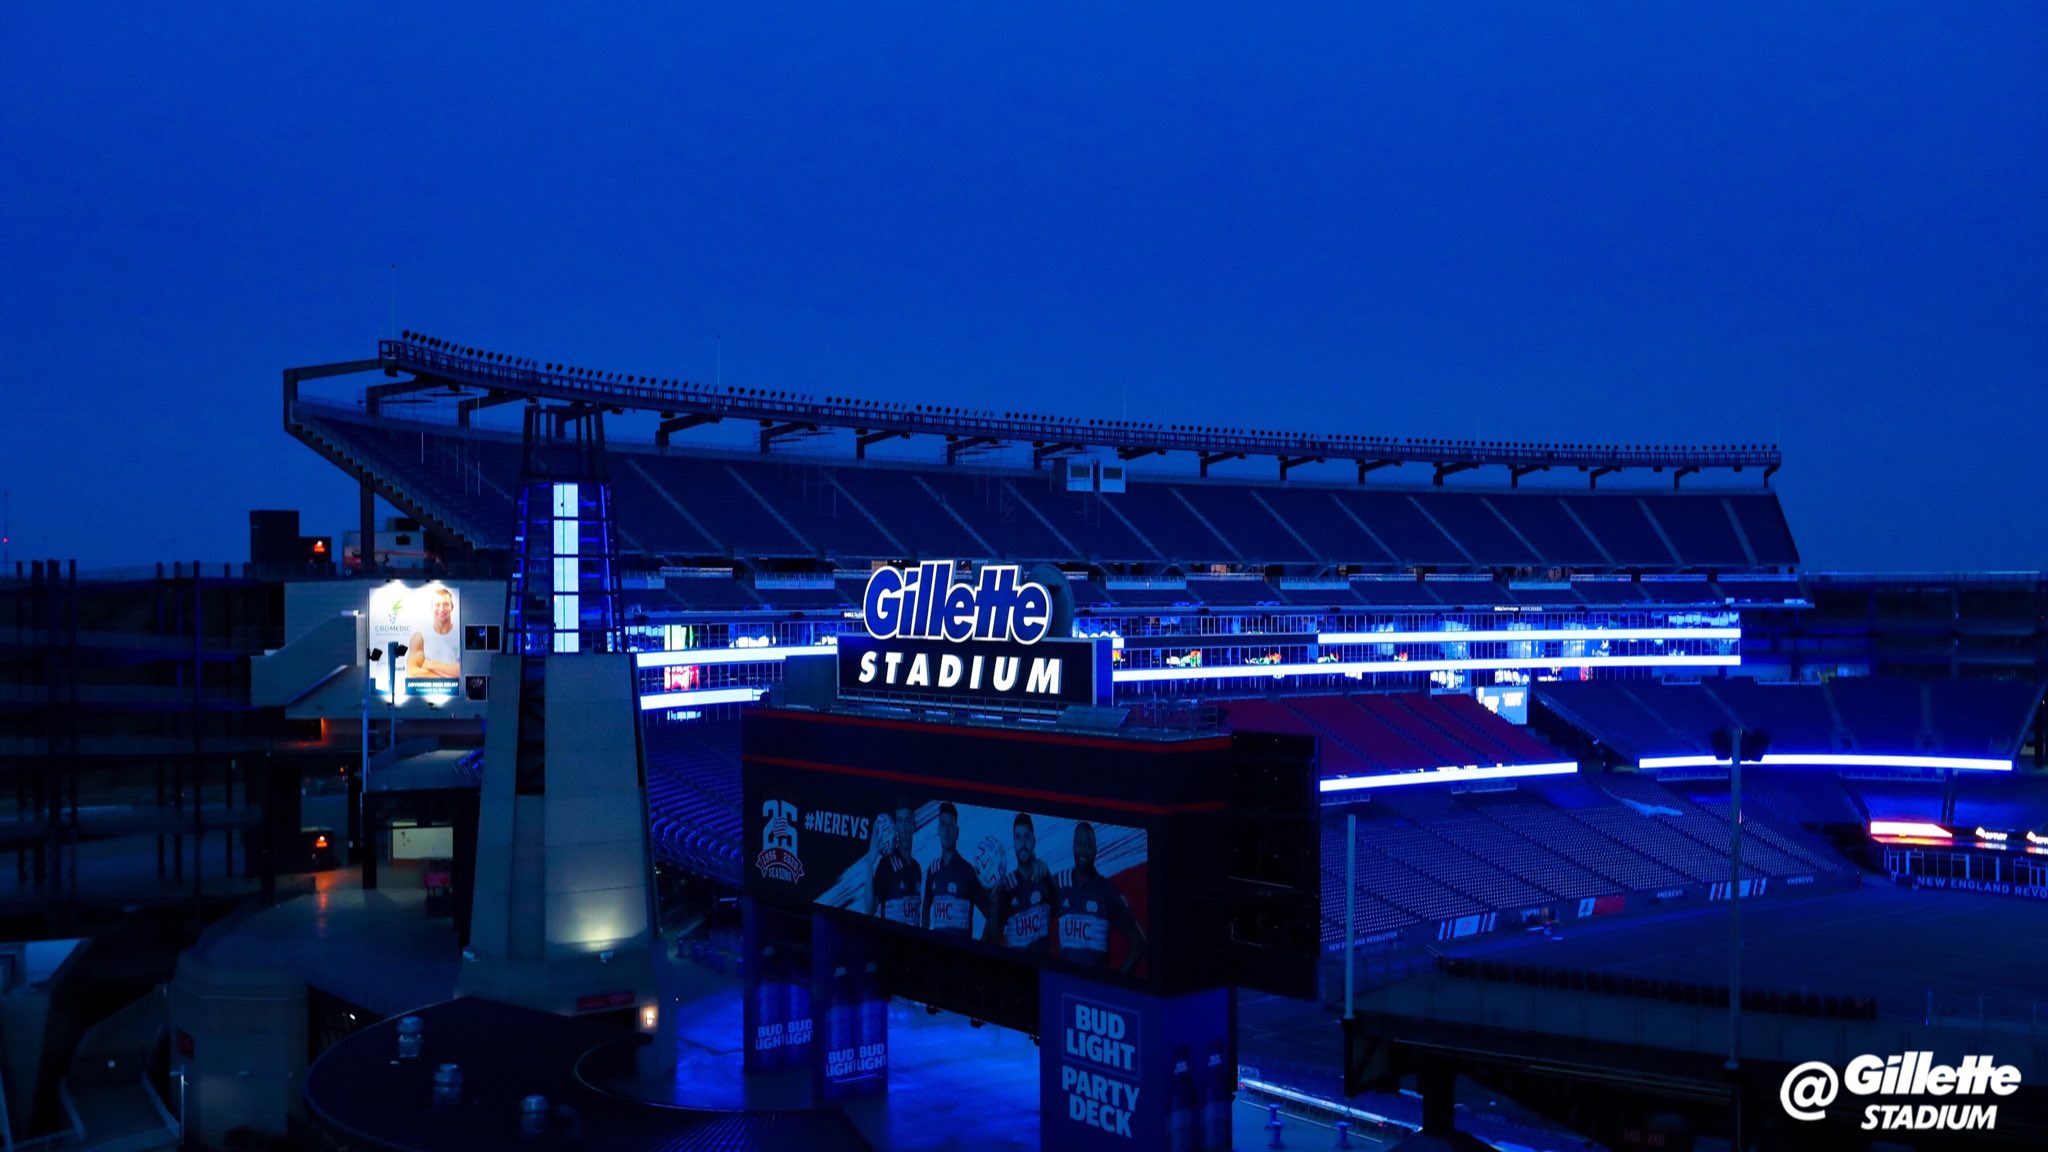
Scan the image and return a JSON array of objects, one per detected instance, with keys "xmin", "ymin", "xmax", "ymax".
[{"xmin": 4, "ymin": 6, "xmax": 2043, "ymax": 572}]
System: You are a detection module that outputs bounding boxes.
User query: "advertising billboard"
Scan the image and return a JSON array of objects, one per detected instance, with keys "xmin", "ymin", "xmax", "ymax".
[
  {"xmin": 1041, "ymin": 972, "xmax": 1233, "ymax": 1152},
  {"xmin": 744, "ymin": 709, "xmax": 1320, "ymax": 998},
  {"xmin": 368, "ymin": 582, "xmax": 463, "ymax": 699},
  {"xmin": 751, "ymin": 790, "xmax": 1151, "ymax": 979}
]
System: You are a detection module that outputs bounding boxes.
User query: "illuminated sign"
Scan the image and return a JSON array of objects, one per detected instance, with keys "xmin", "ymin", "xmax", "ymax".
[
  {"xmin": 744, "ymin": 789, "xmax": 1151, "ymax": 979},
  {"xmin": 368, "ymin": 582, "xmax": 462, "ymax": 700},
  {"xmin": 1869, "ymin": 820, "xmax": 1952, "ymax": 839},
  {"xmin": 863, "ymin": 562, "xmax": 1054, "ymax": 644},
  {"xmin": 1646, "ymin": 753, "xmax": 2012, "ymax": 773},
  {"xmin": 841, "ymin": 563, "xmax": 1099, "ymax": 713},
  {"xmin": 837, "ymin": 635, "xmax": 1110, "ymax": 711},
  {"xmin": 1319, "ymin": 761, "xmax": 1577, "ymax": 793}
]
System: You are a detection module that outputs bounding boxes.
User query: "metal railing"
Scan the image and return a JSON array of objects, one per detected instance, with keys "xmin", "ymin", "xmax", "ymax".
[
  {"xmin": 1926, "ymin": 990, "xmax": 2048, "ymax": 1036},
  {"xmin": 11, "ymin": 988, "xmax": 180, "ymax": 1152},
  {"xmin": 378, "ymin": 336, "xmax": 1784, "ymax": 475}
]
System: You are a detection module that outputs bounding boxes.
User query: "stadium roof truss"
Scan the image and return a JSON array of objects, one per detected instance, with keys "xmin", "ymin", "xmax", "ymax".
[{"xmin": 293, "ymin": 335, "xmax": 1784, "ymax": 491}]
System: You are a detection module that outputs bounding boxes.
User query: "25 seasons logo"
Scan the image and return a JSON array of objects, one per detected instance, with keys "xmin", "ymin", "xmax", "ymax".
[{"xmin": 1780, "ymin": 1053, "xmax": 2019, "ymax": 1132}]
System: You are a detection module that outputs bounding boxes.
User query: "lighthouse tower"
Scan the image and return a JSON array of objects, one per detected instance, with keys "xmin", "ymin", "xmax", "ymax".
[{"xmin": 459, "ymin": 405, "xmax": 664, "ymax": 1060}]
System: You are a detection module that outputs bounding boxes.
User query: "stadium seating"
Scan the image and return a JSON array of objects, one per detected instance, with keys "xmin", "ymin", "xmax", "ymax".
[
  {"xmin": 1599, "ymin": 774, "xmax": 1846, "ymax": 876},
  {"xmin": 1436, "ymin": 956, "xmax": 1878, "ymax": 1021},
  {"xmin": 1360, "ymin": 820, "xmax": 1555, "ymax": 909},
  {"xmin": 1638, "ymin": 578, "xmax": 1716, "ymax": 604},
  {"xmin": 302, "ymin": 406, "xmax": 1801, "ymax": 571},
  {"xmin": 1537, "ymin": 677, "xmax": 2043, "ymax": 766},
  {"xmin": 642, "ymin": 721, "xmax": 746, "ymax": 882},
  {"xmin": 1316, "ymin": 772, "xmax": 1845, "ymax": 935},
  {"xmin": 1220, "ymin": 692, "xmax": 1571, "ymax": 780},
  {"xmin": 1923, "ymin": 679, "xmax": 2044, "ymax": 758},
  {"xmin": 1568, "ymin": 805, "xmax": 1759, "ymax": 883},
  {"xmin": 1477, "ymin": 798, "xmax": 1692, "ymax": 891},
  {"xmin": 1419, "ymin": 814, "xmax": 1615, "ymax": 900}
]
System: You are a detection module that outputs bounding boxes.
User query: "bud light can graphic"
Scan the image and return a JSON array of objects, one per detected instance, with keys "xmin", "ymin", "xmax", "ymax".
[
  {"xmin": 1169, "ymin": 1045, "xmax": 1198, "ymax": 1152},
  {"xmin": 751, "ymin": 944, "xmax": 783, "ymax": 1067},
  {"xmin": 826, "ymin": 953, "xmax": 857, "ymax": 1083},
  {"xmin": 1201, "ymin": 1044, "xmax": 1232, "ymax": 1151},
  {"xmin": 857, "ymin": 957, "xmax": 888, "ymax": 1087},
  {"xmin": 784, "ymin": 958, "xmax": 813, "ymax": 1059}
]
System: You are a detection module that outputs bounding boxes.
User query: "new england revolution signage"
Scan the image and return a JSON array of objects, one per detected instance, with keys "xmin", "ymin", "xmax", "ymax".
[{"xmin": 840, "ymin": 562, "xmax": 1109, "ymax": 712}]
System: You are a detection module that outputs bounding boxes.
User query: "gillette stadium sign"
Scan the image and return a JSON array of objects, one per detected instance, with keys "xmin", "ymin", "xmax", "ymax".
[{"xmin": 840, "ymin": 563, "xmax": 1110, "ymax": 713}]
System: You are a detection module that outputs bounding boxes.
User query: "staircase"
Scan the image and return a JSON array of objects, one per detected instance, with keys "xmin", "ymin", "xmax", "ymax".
[{"xmin": 42, "ymin": 988, "xmax": 180, "ymax": 1152}]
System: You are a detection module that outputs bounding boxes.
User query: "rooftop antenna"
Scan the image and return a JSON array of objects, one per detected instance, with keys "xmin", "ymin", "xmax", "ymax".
[
  {"xmin": 2, "ymin": 490, "xmax": 9, "ymax": 570},
  {"xmin": 388, "ymin": 263, "xmax": 398, "ymax": 339}
]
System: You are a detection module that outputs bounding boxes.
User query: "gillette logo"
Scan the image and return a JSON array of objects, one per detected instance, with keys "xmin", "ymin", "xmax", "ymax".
[
  {"xmin": 1780, "ymin": 1052, "xmax": 2018, "ymax": 1131},
  {"xmin": 863, "ymin": 563, "xmax": 1053, "ymax": 645}
]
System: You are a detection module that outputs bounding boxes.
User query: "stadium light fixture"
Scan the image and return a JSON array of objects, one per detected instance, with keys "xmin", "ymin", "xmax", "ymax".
[
  {"xmin": 1710, "ymin": 728, "xmax": 1771, "ymax": 762},
  {"xmin": 1869, "ymin": 819, "xmax": 1952, "ymax": 839},
  {"xmin": 1116, "ymin": 652, "xmax": 1739, "ymax": 684},
  {"xmin": 1317, "ymin": 628, "xmax": 1746, "ymax": 648},
  {"xmin": 1639, "ymin": 752, "xmax": 2012, "ymax": 773},
  {"xmin": 638, "ymin": 686, "xmax": 769, "ymax": 711},
  {"xmin": 636, "ymin": 642, "xmax": 837, "ymax": 668},
  {"xmin": 1318, "ymin": 761, "xmax": 1577, "ymax": 793}
]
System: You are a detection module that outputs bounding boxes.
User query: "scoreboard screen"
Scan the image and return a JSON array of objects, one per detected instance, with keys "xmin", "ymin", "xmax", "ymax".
[{"xmin": 743, "ymin": 707, "xmax": 1318, "ymax": 996}]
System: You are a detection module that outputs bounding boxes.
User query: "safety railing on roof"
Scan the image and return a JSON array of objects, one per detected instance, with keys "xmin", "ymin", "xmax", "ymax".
[{"xmin": 377, "ymin": 336, "xmax": 1783, "ymax": 475}]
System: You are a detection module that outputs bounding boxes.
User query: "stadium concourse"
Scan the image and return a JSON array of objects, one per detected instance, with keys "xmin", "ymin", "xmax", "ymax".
[{"xmin": 274, "ymin": 337, "xmax": 2048, "ymax": 1150}]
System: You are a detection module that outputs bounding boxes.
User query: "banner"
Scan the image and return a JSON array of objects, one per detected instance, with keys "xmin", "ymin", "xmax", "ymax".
[
  {"xmin": 751, "ymin": 788, "xmax": 1151, "ymax": 979},
  {"xmin": 368, "ymin": 581, "xmax": 462, "ymax": 698},
  {"xmin": 1576, "ymin": 893, "xmax": 1627, "ymax": 918},
  {"xmin": 1912, "ymin": 875, "xmax": 2048, "ymax": 901},
  {"xmin": 1040, "ymin": 971, "xmax": 1233, "ymax": 1152}
]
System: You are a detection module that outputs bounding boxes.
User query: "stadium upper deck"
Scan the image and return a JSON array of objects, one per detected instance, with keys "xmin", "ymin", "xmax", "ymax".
[{"xmin": 286, "ymin": 336, "xmax": 1798, "ymax": 580}]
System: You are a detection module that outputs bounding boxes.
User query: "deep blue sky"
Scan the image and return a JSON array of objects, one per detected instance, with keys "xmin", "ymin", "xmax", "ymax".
[{"xmin": 3, "ymin": 6, "xmax": 2043, "ymax": 572}]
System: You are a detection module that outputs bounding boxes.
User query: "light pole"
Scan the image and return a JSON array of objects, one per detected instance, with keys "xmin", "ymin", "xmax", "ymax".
[
  {"xmin": 363, "ymin": 643, "xmax": 383, "ymax": 874},
  {"xmin": 362, "ymin": 644, "xmax": 377, "ymax": 776},
  {"xmin": 1712, "ymin": 724, "xmax": 1770, "ymax": 1151},
  {"xmin": 387, "ymin": 642, "xmax": 409, "ymax": 754}
]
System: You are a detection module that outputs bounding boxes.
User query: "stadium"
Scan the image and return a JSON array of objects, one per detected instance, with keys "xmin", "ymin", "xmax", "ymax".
[{"xmin": 3, "ymin": 333, "xmax": 2045, "ymax": 1152}]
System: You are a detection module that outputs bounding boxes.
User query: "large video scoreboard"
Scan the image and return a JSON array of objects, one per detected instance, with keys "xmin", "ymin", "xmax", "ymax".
[{"xmin": 741, "ymin": 706, "xmax": 1319, "ymax": 998}]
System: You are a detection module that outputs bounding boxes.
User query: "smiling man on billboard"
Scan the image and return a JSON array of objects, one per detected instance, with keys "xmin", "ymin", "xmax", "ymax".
[{"xmin": 406, "ymin": 586, "xmax": 463, "ymax": 680}]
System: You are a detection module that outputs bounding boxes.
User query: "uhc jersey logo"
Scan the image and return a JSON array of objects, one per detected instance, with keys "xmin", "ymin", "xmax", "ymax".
[
  {"xmin": 863, "ymin": 562, "xmax": 1053, "ymax": 645},
  {"xmin": 756, "ymin": 800, "xmax": 805, "ymax": 883}
]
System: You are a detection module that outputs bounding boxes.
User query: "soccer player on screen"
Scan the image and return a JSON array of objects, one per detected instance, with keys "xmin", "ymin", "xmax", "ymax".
[
  {"xmin": 922, "ymin": 802, "xmax": 987, "ymax": 936},
  {"xmin": 985, "ymin": 813, "xmax": 1058, "ymax": 953},
  {"xmin": 1056, "ymin": 821, "xmax": 1147, "ymax": 974},
  {"xmin": 868, "ymin": 802, "xmax": 922, "ymax": 927}
]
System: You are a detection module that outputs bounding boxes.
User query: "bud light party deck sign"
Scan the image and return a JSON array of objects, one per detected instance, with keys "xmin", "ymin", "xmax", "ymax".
[
  {"xmin": 1041, "ymin": 971, "xmax": 1234, "ymax": 1152},
  {"xmin": 841, "ymin": 563, "xmax": 1109, "ymax": 712}
]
